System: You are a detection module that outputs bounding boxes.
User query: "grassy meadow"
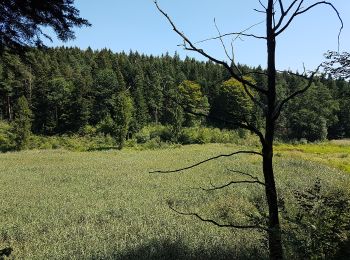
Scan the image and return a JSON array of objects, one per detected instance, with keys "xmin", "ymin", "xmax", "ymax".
[{"xmin": 0, "ymin": 143, "xmax": 349, "ymax": 259}]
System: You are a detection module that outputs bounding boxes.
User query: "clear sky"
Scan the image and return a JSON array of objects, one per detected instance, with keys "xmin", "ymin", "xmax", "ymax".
[{"xmin": 46, "ymin": 0, "xmax": 350, "ymax": 72}]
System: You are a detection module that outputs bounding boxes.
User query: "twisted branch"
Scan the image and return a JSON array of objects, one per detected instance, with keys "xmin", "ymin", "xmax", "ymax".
[
  {"xmin": 169, "ymin": 205, "xmax": 267, "ymax": 231},
  {"xmin": 150, "ymin": 150, "xmax": 262, "ymax": 174}
]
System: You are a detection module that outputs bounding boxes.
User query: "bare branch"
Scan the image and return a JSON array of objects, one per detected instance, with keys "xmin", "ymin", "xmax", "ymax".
[
  {"xmin": 199, "ymin": 169, "xmax": 265, "ymax": 191},
  {"xmin": 241, "ymin": 81, "xmax": 267, "ymax": 112},
  {"xmin": 254, "ymin": 9, "xmax": 266, "ymax": 14},
  {"xmin": 275, "ymin": 1, "xmax": 343, "ymax": 51},
  {"xmin": 277, "ymin": 0, "xmax": 284, "ymax": 15},
  {"xmin": 259, "ymin": 0, "xmax": 267, "ymax": 10},
  {"xmin": 214, "ymin": 18, "xmax": 233, "ymax": 62},
  {"xmin": 274, "ymin": 0, "xmax": 299, "ymax": 30},
  {"xmin": 272, "ymin": 64, "xmax": 321, "ymax": 120},
  {"xmin": 169, "ymin": 205, "xmax": 267, "ymax": 231},
  {"xmin": 195, "ymin": 20, "xmax": 266, "ymax": 45},
  {"xmin": 201, "ymin": 180, "xmax": 265, "ymax": 191},
  {"xmin": 150, "ymin": 150, "xmax": 262, "ymax": 174},
  {"xmin": 154, "ymin": 0, "xmax": 268, "ymax": 94},
  {"xmin": 227, "ymin": 169, "xmax": 264, "ymax": 183}
]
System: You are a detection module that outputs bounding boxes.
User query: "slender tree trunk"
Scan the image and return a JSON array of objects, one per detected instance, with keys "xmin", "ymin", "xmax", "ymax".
[
  {"xmin": 264, "ymin": 1, "xmax": 283, "ymax": 259},
  {"xmin": 7, "ymin": 95, "xmax": 12, "ymax": 121},
  {"xmin": 263, "ymin": 139, "xmax": 283, "ymax": 259},
  {"xmin": 155, "ymin": 108, "xmax": 159, "ymax": 124}
]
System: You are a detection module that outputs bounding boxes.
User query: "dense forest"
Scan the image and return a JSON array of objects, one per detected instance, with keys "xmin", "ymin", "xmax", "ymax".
[{"xmin": 0, "ymin": 47, "xmax": 349, "ymax": 148}]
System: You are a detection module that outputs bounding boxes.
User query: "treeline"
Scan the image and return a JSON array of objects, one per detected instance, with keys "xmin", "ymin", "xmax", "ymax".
[{"xmin": 0, "ymin": 47, "xmax": 349, "ymax": 148}]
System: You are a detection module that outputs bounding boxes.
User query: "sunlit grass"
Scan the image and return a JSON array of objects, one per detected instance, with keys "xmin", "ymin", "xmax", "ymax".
[
  {"xmin": 0, "ymin": 143, "xmax": 349, "ymax": 259},
  {"xmin": 276, "ymin": 140, "xmax": 350, "ymax": 173}
]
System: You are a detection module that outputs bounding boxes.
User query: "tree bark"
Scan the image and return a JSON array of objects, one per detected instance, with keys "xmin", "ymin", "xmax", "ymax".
[{"xmin": 264, "ymin": 1, "xmax": 284, "ymax": 259}]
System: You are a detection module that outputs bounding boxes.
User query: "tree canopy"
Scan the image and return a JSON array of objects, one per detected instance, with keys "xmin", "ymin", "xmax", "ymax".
[{"xmin": 0, "ymin": 0, "xmax": 90, "ymax": 51}]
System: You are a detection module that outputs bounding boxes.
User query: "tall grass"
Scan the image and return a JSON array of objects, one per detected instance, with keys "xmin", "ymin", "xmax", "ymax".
[
  {"xmin": 276, "ymin": 142, "xmax": 350, "ymax": 173},
  {"xmin": 0, "ymin": 144, "xmax": 349, "ymax": 259}
]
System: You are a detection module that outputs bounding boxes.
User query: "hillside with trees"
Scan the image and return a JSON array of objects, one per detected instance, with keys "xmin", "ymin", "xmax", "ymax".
[{"xmin": 0, "ymin": 47, "xmax": 349, "ymax": 149}]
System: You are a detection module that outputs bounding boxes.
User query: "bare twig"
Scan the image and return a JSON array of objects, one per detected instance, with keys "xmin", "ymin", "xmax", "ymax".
[
  {"xmin": 259, "ymin": 0, "xmax": 267, "ymax": 11},
  {"xmin": 227, "ymin": 169, "xmax": 264, "ymax": 183},
  {"xmin": 153, "ymin": 0, "xmax": 268, "ymax": 95},
  {"xmin": 201, "ymin": 179, "xmax": 265, "ymax": 191},
  {"xmin": 214, "ymin": 18, "xmax": 233, "ymax": 63},
  {"xmin": 275, "ymin": 1, "xmax": 343, "ymax": 51},
  {"xmin": 196, "ymin": 20, "xmax": 266, "ymax": 45},
  {"xmin": 150, "ymin": 150, "xmax": 262, "ymax": 174},
  {"xmin": 198, "ymin": 169, "xmax": 265, "ymax": 191},
  {"xmin": 168, "ymin": 205, "xmax": 267, "ymax": 231},
  {"xmin": 274, "ymin": 0, "xmax": 300, "ymax": 31},
  {"xmin": 272, "ymin": 64, "xmax": 321, "ymax": 120}
]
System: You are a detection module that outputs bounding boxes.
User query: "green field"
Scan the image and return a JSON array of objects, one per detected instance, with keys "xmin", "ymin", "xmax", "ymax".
[{"xmin": 0, "ymin": 143, "xmax": 349, "ymax": 259}]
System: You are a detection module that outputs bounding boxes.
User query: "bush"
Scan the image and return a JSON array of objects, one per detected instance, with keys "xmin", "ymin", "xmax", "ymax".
[
  {"xmin": 27, "ymin": 134, "xmax": 116, "ymax": 151},
  {"xmin": 134, "ymin": 127, "xmax": 151, "ymax": 144},
  {"xmin": 0, "ymin": 121, "xmax": 14, "ymax": 152},
  {"xmin": 134, "ymin": 125, "xmax": 172, "ymax": 144},
  {"xmin": 282, "ymin": 179, "xmax": 350, "ymax": 259},
  {"xmin": 177, "ymin": 127, "xmax": 243, "ymax": 145}
]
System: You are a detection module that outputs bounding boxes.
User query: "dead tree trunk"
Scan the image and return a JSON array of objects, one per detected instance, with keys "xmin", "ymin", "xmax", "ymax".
[
  {"xmin": 263, "ymin": 1, "xmax": 283, "ymax": 259},
  {"xmin": 153, "ymin": 1, "xmax": 342, "ymax": 259}
]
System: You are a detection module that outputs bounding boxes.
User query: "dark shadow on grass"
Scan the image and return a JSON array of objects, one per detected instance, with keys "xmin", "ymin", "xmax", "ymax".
[{"xmin": 89, "ymin": 238, "xmax": 266, "ymax": 260}]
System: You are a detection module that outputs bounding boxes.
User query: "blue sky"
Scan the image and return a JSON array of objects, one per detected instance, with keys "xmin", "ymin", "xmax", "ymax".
[{"xmin": 46, "ymin": 0, "xmax": 350, "ymax": 72}]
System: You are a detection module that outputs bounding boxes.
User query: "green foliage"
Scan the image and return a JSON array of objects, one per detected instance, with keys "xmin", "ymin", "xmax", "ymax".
[
  {"xmin": 134, "ymin": 124, "xmax": 172, "ymax": 144},
  {"xmin": 178, "ymin": 127, "xmax": 241, "ymax": 145},
  {"xmin": 113, "ymin": 92, "xmax": 134, "ymax": 149},
  {"xmin": 96, "ymin": 115, "xmax": 115, "ymax": 136},
  {"xmin": 178, "ymin": 80, "xmax": 209, "ymax": 127},
  {"xmin": 92, "ymin": 69, "xmax": 118, "ymax": 124},
  {"xmin": 285, "ymin": 82, "xmax": 339, "ymax": 141},
  {"xmin": 46, "ymin": 77, "xmax": 74, "ymax": 133},
  {"xmin": 282, "ymin": 179, "xmax": 350, "ymax": 259},
  {"xmin": 211, "ymin": 77, "xmax": 254, "ymax": 128},
  {"xmin": 0, "ymin": 120, "xmax": 14, "ymax": 151},
  {"xmin": 27, "ymin": 134, "xmax": 115, "ymax": 152},
  {"xmin": 0, "ymin": 48, "xmax": 349, "ymax": 143},
  {"xmin": 0, "ymin": 0, "xmax": 89, "ymax": 50},
  {"xmin": 12, "ymin": 96, "xmax": 32, "ymax": 150}
]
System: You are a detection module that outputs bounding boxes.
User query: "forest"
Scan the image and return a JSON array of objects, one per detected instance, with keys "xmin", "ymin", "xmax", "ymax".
[{"xmin": 0, "ymin": 47, "xmax": 349, "ymax": 151}]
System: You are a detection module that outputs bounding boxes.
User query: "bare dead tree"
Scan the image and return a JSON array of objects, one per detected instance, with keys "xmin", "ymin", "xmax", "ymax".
[{"xmin": 152, "ymin": 1, "xmax": 343, "ymax": 259}]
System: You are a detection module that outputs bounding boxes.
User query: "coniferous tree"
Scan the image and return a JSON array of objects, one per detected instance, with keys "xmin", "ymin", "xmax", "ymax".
[
  {"xmin": 131, "ymin": 72, "xmax": 149, "ymax": 132},
  {"xmin": 0, "ymin": 0, "xmax": 90, "ymax": 51}
]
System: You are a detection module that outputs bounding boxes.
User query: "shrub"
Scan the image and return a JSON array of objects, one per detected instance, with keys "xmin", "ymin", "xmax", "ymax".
[
  {"xmin": 134, "ymin": 127, "xmax": 151, "ymax": 144},
  {"xmin": 134, "ymin": 125, "xmax": 173, "ymax": 144},
  {"xmin": 0, "ymin": 120, "xmax": 14, "ymax": 152},
  {"xmin": 282, "ymin": 179, "xmax": 350, "ymax": 259}
]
